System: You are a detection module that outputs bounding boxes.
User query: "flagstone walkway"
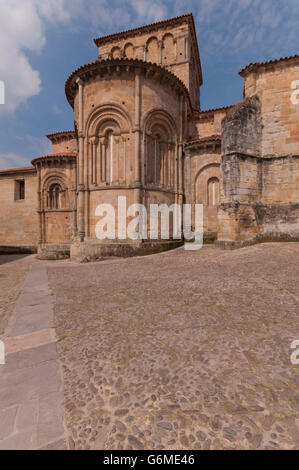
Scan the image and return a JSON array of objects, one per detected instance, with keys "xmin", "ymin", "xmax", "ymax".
[{"xmin": 0, "ymin": 258, "xmax": 66, "ymax": 450}]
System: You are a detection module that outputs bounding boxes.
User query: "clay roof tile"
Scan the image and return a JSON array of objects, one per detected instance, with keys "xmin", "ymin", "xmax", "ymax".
[
  {"xmin": 239, "ymin": 54, "xmax": 299, "ymax": 76},
  {"xmin": 0, "ymin": 166, "xmax": 36, "ymax": 175},
  {"xmin": 184, "ymin": 134, "xmax": 222, "ymax": 147}
]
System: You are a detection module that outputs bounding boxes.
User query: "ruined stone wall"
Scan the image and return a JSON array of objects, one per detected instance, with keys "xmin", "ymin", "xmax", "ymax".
[
  {"xmin": 243, "ymin": 59, "xmax": 299, "ymax": 157},
  {"xmin": 0, "ymin": 171, "xmax": 38, "ymax": 248},
  {"xmin": 217, "ymin": 61, "xmax": 299, "ymax": 247}
]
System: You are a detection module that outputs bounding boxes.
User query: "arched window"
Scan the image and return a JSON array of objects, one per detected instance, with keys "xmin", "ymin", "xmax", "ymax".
[
  {"xmin": 162, "ymin": 33, "xmax": 175, "ymax": 64},
  {"xmin": 111, "ymin": 47, "xmax": 121, "ymax": 59},
  {"xmin": 208, "ymin": 177, "xmax": 220, "ymax": 207},
  {"xmin": 124, "ymin": 43, "xmax": 134, "ymax": 59},
  {"xmin": 146, "ymin": 37, "xmax": 159, "ymax": 64},
  {"xmin": 145, "ymin": 114, "xmax": 176, "ymax": 188},
  {"xmin": 49, "ymin": 183, "xmax": 62, "ymax": 210}
]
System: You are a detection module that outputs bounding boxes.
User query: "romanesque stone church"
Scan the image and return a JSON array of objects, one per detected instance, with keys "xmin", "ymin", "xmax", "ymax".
[{"xmin": 0, "ymin": 13, "xmax": 298, "ymax": 260}]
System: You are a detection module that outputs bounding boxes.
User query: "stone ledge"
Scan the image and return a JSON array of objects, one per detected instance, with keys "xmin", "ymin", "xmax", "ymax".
[
  {"xmin": 37, "ymin": 244, "xmax": 71, "ymax": 260},
  {"xmin": 0, "ymin": 246, "xmax": 37, "ymax": 255},
  {"xmin": 71, "ymin": 239, "xmax": 184, "ymax": 262},
  {"xmin": 216, "ymin": 233, "xmax": 299, "ymax": 250}
]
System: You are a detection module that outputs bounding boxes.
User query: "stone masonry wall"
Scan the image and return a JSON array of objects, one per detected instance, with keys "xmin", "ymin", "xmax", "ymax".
[
  {"xmin": 0, "ymin": 171, "xmax": 39, "ymax": 248},
  {"xmin": 218, "ymin": 60, "xmax": 299, "ymax": 247}
]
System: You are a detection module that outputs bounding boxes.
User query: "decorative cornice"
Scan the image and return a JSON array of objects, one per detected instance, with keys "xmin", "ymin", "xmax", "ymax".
[
  {"xmin": 239, "ymin": 54, "xmax": 299, "ymax": 77},
  {"xmin": 31, "ymin": 152, "xmax": 77, "ymax": 166},
  {"xmin": 46, "ymin": 131, "xmax": 76, "ymax": 142},
  {"xmin": 65, "ymin": 58, "xmax": 192, "ymax": 113}
]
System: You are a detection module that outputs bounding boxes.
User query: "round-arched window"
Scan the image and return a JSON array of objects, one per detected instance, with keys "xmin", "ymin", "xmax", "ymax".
[{"xmin": 48, "ymin": 183, "xmax": 62, "ymax": 210}]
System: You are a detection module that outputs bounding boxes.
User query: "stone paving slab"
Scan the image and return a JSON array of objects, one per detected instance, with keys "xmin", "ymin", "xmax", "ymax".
[
  {"xmin": 0, "ymin": 260, "xmax": 67, "ymax": 450},
  {"xmin": 5, "ymin": 328, "xmax": 56, "ymax": 355}
]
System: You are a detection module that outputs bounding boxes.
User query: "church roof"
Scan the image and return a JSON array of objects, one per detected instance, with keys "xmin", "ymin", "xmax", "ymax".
[
  {"xmin": 184, "ymin": 134, "xmax": 221, "ymax": 147},
  {"xmin": 65, "ymin": 58, "xmax": 193, "ymax": 111},
  {"xmin": 0, "ymin": 166, "xmax": 35, "ymax": 175},
  {"xmin": 239, "ymin": 54, "xmax": 299, "ymax": 76}
]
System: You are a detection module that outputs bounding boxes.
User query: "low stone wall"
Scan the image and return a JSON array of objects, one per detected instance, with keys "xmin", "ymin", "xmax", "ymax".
[
  {"xmin": 216, "ymin": 202, "xmax": 299, "ymax": 249},
  {"xmin": 0, "ymin": 245, "xmax": 37, "ymax": 255},
  {"xmin": 70, "ymin": 239, "xmax": 183, "ymax": 262},
  {"xmin": 37, "ymin": 244, "xmax": 71, "ymax": 260}
]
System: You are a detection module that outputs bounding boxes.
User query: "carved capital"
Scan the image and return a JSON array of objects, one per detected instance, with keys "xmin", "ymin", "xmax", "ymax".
[{"xmin": 76, "ymin": 78, "xmax": 84, "ymax": 86}]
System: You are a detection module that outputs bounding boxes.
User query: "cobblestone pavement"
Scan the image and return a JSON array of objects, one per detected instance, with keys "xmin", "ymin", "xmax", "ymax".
[
  {"xmin": 0, "ymin": 255, "xmax": 32, "ymax": 337},
  {"xmin": 47, "ymin": 243, "xmax": 299, "ymax": 450}
]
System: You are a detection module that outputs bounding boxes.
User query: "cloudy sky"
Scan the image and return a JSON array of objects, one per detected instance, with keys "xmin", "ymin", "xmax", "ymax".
[{"xmin": 0, "ymin": 0, "xmax": 298, "ymax": 169}]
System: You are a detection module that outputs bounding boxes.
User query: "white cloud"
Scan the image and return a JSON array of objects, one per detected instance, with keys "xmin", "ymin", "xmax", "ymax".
[
  {"xmin": 0, "ymin": 0, "xmax": 297, "ymax": 115},
  {"xmin": 191, "ymin": 0, "xmax": 299, "ymax": 58},
  {"xmin": 0, "ymin": 152, "xmax": 30, "ymax": 170},
  {"xmin": 0, "ymin": 0, "xmax": 70, "ymax": 114},
  {"xmin": 0, "ymin": 133, "xmax": 52, "ymax": 169},
  {"xmin": 0, "ymin": 0, "xmax": 169, "ymax": 114},
  {"xmin": 52, "ymin": 104, "xmax": 63, "ymax": 115}
]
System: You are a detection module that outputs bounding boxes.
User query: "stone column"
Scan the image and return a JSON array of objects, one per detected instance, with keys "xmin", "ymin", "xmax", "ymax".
[
  {"xmin": 184, "ymin": 36, "xmax": 189, "ymax": 60},
  {"xmin": 133, "ymin": 69, "xmax": 142, "ymax": 205},
  {"xmin": 159, "ymin": 40, "xmax": 163, "ymax": 65},
  {"xmin": 115, "ymin": 136, "xmax": 120, "ymax": 184},
  {"xmin": 76, "ymin": 78, "xmax": 85, "ymax": 242},
  {"xmin": 168, "ymin": 143, "xmax": 172, "ymax": 189},
  {"xmin": 90, "ymin": 136, "xmax": 98, "ymax": 186},
  {"xmin": 73, "ymin": 159, "xmax": 78, "ymax": 236},
  {"xmin": 184, "ymin": 149, "xmax": 192, "ymax": 204},
  {"xmin": 99, "ymin": 137, "xmax": 106, "ymax": 184},
  {"xmin": 37, "ymin": 164, "xmax": 43, "ymax": 245},
  {"xmin": 122, "ymin": 135, "xmax": 127, "ymax": 185}
]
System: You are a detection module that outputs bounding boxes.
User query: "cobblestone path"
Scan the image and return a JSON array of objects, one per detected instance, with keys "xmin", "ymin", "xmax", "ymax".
[{"xmin": 48, "ymin": 243, "xmax": 299, "ymax": 450}]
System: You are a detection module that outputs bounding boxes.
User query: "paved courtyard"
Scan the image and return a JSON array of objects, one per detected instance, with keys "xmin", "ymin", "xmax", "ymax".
[
  {"xmin": 0, "ymin": 243, "xmax": 298, "ymax": 450},
  {"xmin": 49, "ymin": 242, "xmax": 299, "ymax": 450}
]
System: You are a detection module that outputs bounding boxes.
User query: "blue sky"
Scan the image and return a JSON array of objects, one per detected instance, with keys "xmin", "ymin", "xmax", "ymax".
[{"xmin": 0, "ymin": 0, "xmax": 298, "ymax": 169}]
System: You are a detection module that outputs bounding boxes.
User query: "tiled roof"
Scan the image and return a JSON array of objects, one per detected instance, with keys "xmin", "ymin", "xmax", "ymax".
[
  {"xmin": 239, "ymin": 54, "xmax": 299, "ymax": 76},
  {"xmin": 46, "ymin": 130, "xmax": 76, "ymax": 141},
  {"xmin": 0, "ymin": 166, "xmax": 36, "ymax": 175},
  {"xmin": 65, "ymin": 58, "xmax": 192, "ymax": 110},
  {"xmin": 31, "ymin": 152, "xmax": 77, "ymax": 165},
  {"xmin": 95, "ymin": 13, "xmax": 192, "ymax": 45},
  {"xmin": 195, "ymin": 105, "xmax": 235, "ymax": 116},
  {"xmin": 184, "ymin": 135, "xmax": 221, "ymax": 147}
]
